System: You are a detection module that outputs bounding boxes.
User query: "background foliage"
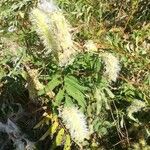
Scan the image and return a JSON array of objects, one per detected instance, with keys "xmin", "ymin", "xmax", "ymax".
[{"xmin": 0, "ymin": 0, "xmax": 150, "ymax": 149}]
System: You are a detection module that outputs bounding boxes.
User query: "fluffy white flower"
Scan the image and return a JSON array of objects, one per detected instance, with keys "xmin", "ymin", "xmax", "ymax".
[
  {"xmin": 30, "ymin": 8, "xmax": 55, "ymax": 52},
  {"xmin": 38, "ymin": 0, "xmax": 58, "ymax": 13},
  {"xmin": 60, "ymin": 107, "xmax": 89, "ymax": 143},
  {"xmin": 58, "ymin": 48, "xmax": 77, "ymax": 67},
  {"xmin": 84, "ymin": 40, "xmax": 97, "ymax": 52},
  {"xmin": 30, "ymin": 0, "xmax": 78, "ymax": 67},
  {"xmin": 102, "ymin": 53, "xmax": 120, "ymax": 82},
  {"xmin": 48, "ymin": 11, "xmax": 74, "ymax": 51}
]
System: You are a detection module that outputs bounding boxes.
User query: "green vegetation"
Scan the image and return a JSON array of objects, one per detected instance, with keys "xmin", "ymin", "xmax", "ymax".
[{"xmin": 0, "ymin": 0, "xmax": 150, "ymax": 149}]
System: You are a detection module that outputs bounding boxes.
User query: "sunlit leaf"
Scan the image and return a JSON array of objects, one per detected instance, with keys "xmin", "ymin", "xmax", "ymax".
[
  {"xmin": 55, "ymin": 88, "xmax": 65, "ymax": 106},
  {"xmin": 50, "ymin": 120, "xmax": 59, "ymax": 137},
  {"xmin": 56, "ymin": 128, "xmax": 65, "ymax": 146},
  {"xmin": 64, "ymin": 134, "xmax": 71, "ymax": 150}
]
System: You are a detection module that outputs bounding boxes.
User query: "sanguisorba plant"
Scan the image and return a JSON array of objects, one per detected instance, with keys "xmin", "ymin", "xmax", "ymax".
[{"xmin": 28, "ymin": 0, "xmax": 121, "ymax": 149}]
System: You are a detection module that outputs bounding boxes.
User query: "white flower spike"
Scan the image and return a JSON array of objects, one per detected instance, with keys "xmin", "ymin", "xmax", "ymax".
[
  {"xmin": 84, "ymin": 40, "xmax": 97, "ymax": 52},
  {"xmin": 102, "ymin": 53, "xmax": 120, "ymax": 82},
  {"xmin": 30, "ymin": 0, "xmax": 78, "ymax": 67},
  {"xmin": 60, "ymin": 106, "xmax": 89, "ymax": 143}
]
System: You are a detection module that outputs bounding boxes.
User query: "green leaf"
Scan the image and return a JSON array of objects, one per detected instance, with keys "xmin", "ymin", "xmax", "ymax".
[
  {"xmin": 56, "ymin": 128, "xmax": 65, "ymax": 146},
  {"xmin": 99, "ymin": 127, "xmax": 108, "ymax": 135},
  {"xmin": 65, "ymin": 82, "xmax": 86, "ymax": 109},
  {"xmin": 93, "ymin": 57, "xmax": 102, "ymax": 73},
  {"xmin": 55, "ymin": 88, "xmax": 65, "ymax": 106},
  {"xmin": 65, "ymin": 95, "xmax": 74, "ymax": 107},
  {"xmin": 50, "ymin": 120, "xmax": 59, "ymax": 137},
  {"xmin": 64, "ymin": 75, "xmax": 88, "ymax": 92},
  {"xmin": 93, "ymin": 118, "xmax": 101, "ymax": 132},
  {"xmin": 102, "ymin": 91, "xmax": 110, "ymax": 110},
  {"xmin": 64, "ymin": 134, "xmax": 71, "ymax": 150},
  {"xmin": 38, "ymin": 74, "xmax": 62, "ymax": 96}
]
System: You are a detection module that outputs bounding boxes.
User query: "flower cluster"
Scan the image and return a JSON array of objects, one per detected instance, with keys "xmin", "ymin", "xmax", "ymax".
[
  {"xmin": 30, "ymin": 0, "xmax": 78, "ymax": 67},
  {"xmin": 84, "ymin": 40, "xmax": 97, "ymax": 52},
  {"xmin": 59, "ymin": 106, "xmax": 89, "ymax": 143},
  {"xmin": 30, "ymin": 8, "xmax": 55, "ymax": 52},
  {"xmin": 102, "ymin": 53, "xmax": 120, "ymax": 82}
]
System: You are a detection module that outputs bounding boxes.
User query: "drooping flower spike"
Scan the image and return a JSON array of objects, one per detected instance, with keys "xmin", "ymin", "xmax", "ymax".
[
  {"xmin": 30, "ymin": 0, "xmax": 78, "ymax": 67},
  {"xmin": 59, "ymin": 106, "xmax": 89, "ymax": 143},
  {"xmin": 102, "ymin": 53, "xmax": 120, "ymax": 82}
]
